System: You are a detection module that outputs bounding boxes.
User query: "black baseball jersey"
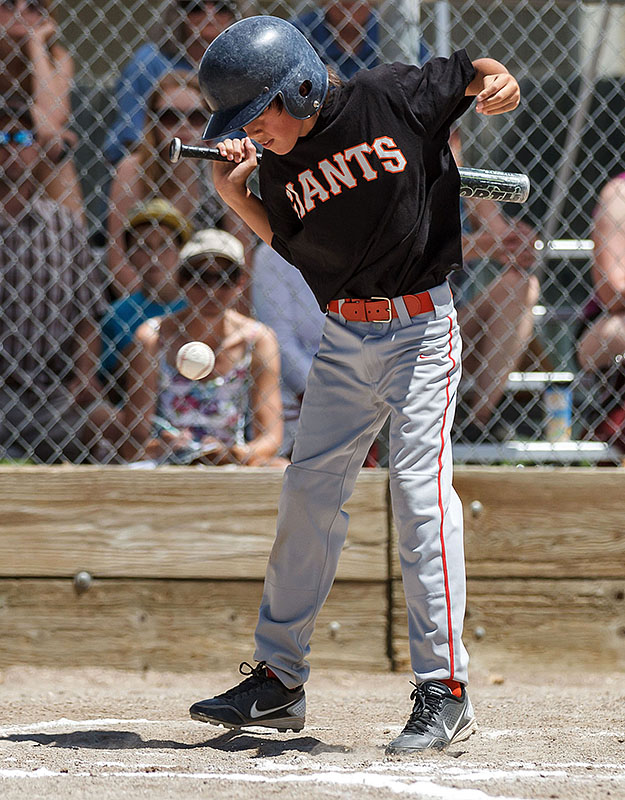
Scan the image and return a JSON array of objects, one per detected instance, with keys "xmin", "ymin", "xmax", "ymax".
[{"xmin": 258, "ymin": 49, "xmax": 476, "ymax": 310}]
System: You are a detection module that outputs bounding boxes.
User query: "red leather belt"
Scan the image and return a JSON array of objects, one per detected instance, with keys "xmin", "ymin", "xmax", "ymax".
[{"xmin": 327, "ymin": 292, "xmax": 434, "ymax": 323}]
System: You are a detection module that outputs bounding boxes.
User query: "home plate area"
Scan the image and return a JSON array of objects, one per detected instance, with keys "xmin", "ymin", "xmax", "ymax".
[{"xmin": 0, "ymin": 666, "xmax": 623, "ymax": 800}]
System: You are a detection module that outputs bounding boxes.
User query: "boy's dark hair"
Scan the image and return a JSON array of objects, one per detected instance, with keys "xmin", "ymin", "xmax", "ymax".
[{"xmin": 327, "ymin": 66, "xmax": 344, "ymax": 89}]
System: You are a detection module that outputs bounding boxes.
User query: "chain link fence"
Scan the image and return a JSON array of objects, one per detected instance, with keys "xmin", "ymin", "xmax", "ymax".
[{"xmin": 1, "ymin": 0, "xmax": 624, "ymax": 466}]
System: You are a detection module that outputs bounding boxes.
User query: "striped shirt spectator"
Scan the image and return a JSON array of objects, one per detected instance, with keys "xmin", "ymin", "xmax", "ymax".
[
  {"xmin": 0, "ymin": 198, "xmax": 105, "ymax": 388},
  {"xmin": 0, "ymin": 197, "xmax": 118, "ymax": 463},
  {"xmin": 0, "ymin": 100, "xmax": 122, "ymax": 463}
]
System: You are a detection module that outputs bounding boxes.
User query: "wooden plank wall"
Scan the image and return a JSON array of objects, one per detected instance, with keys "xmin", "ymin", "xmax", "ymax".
[
  {"xmin": 0, "ymin": 466, "xmax": 623, "ymax": 672},
  {"xmin": 392, "ymin": 469, "xmax": 625, "ymax": 672},
  {"xmin": 0, "ymin": 467, "xmax": 390, "ymax": 672}
]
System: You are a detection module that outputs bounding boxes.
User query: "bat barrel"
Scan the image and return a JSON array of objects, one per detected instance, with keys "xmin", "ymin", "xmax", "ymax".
[{"xmin": 458, "ymin": 167, "xmax": 530, "ymax": 203}]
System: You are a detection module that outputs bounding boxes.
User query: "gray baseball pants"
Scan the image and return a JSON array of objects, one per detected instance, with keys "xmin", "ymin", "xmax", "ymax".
[{"xmin": 254, "ymin": 281, "xmax": 469, "ymax": 688}]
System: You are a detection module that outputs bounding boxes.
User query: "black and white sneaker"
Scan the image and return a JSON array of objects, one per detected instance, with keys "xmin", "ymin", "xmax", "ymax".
[
  {"xmin": 386, "ymin": 680, "xmax": 476, "ymax": 754},
  {"xmin": 189, "ymin": 661, "xmax": 305, "ymax": 732}
]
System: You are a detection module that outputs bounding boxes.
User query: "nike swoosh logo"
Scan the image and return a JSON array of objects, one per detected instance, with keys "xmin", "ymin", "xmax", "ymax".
[
  {"xmin": 249, "ymin": 699, "xmax": 294, "ymax": 719},
  {"xmin": 442, "ymin": 717, "xmax": 461, "ymax": 739}
]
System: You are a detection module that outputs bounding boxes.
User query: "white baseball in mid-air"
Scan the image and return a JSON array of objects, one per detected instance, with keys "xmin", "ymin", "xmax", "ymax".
[{"xmin": 176, "ymin": 341, "xmax": 215, "ymax": 380}]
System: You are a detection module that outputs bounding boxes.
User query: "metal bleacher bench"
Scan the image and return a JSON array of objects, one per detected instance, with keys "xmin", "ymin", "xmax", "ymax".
[
  {"xmin": 453, "ymin": 439, "xmax": 621, "ymax": 465},
  {"xmin": 455, "ymin": 371, "xmax": 621, "ymax": 465},
  {"xmin": 454, "ymin": 239, "xmax": 622, "ymax": 465}
]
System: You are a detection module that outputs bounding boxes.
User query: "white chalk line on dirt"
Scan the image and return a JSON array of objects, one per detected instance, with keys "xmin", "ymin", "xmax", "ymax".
[
  {"xmin": 254, "ymin": 757, "xmax": 625, "ymax": 778},
  {"xmin": 83, "ymin": 757, "xmax": 625, "ymax": 779},
  {"xmin": 2, "ymin": 761, "xmax": 625, "ymax": 793},
  {"xmin": 0, "ymin": 767, "xmax": 530, "ymax": 799},
  {"xmin": 480, "ymin": 727, "xmax": 625, "ymax": 740},
  {"xmin": 0, "ymin": 768, "xmax": 62, "ymax": 778},
  {"xmin": 2, "ymin": 719, "xmax": 624, "ymax": 794},
  {"xmin": 506, "ymin": 760, "xmax": 625, "ymax": 771}
]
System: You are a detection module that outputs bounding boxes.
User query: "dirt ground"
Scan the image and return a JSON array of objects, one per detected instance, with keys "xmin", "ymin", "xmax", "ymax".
[{"xmin": 0, "ymin": 661, "xmax": 623, "ymax": 800}]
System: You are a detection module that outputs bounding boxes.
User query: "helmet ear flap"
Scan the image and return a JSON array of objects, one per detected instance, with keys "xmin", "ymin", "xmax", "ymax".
[{"xmin": 281, "ymin": 67, "xmax": 328, "ymax": 121}]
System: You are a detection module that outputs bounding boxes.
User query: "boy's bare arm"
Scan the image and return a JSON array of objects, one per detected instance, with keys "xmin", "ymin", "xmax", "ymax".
[
  {"xmin": 466, "ymin": 58, "xmax": 520, "ymax": 115},
  {"xmin": 212, "ymin": 137, "xmax": 274, "ymax": 246}
]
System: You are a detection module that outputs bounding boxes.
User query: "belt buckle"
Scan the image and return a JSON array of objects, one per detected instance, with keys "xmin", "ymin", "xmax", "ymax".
[{"xmin": 369, "ymin": 297, "xmax": 392, "ymax": 323}]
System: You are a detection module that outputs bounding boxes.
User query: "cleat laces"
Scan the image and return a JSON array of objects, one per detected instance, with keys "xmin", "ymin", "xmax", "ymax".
[
  {"xmin": 402, "ymin": 682, "xmax": 446, "ymax": 735},
  {"xmin": 218, "ymin": 661, "xmax": 274, "ymax": 701}
]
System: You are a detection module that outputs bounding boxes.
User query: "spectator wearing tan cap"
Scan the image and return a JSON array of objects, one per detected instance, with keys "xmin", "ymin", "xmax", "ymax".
[
  {"xmin": 122, "ymin": 228, "xmax": 285, "ymax": 466},
  {"xmin": 99, "ymin": 198, "xmax": 192, "ymax": 401}
]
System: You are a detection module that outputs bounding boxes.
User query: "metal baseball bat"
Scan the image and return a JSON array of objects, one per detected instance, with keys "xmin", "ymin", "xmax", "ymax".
[{"xmin": 169, "ymin": 138, "xmax": 530, "ymax": 204}]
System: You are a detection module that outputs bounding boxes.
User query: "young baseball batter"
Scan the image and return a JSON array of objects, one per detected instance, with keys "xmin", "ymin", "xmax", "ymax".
[{"xmin": 189, "ymin": 15, "xmax": 520, "ymax": 753}]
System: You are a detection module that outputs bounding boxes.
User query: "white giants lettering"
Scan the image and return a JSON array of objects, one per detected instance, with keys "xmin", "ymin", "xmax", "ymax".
[
  {"xmin": 299, "ymin": 169, "xmax": 330, "ymax": 212},
  {"xmin": 284, "ymin": 136, "xmax": 408, "ymax": 219},
  {"xmin": 372, "ymin": 136, "xmax": 408, "ymax": 173},
  {"xmin": 285, "ymin": 182, "xmax": 305, "ymax": 220},
  {"xmin": 343, "ymin": 142, "xmax": 378, "ymax": 181},
  {"xmin": 318, "ymin": 153, "xmax": 357, "ymax": 195}
]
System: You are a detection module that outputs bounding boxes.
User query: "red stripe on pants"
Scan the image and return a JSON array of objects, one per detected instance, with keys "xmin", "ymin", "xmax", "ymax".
[{"xmin": 437, "ymin": 315, "xmax": 456, "ymax": 679}]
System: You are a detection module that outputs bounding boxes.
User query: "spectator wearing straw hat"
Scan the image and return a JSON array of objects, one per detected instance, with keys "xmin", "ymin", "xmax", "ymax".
[{"xmin": 99, "ymin": 198, "xmax": 192, "ymax": 401}]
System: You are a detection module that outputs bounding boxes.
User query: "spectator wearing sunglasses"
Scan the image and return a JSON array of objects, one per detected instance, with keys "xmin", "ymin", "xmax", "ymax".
[
  {"xmin": 122, "ymin": 229, "xmax": 285, "ymax": 467},
  {"xmin": 99, "ymin": 198, "xmax": 192, "ymax": 403},
  {"xmin": 107, "ymin": 70, "xmax": 235, "ymax": 297},
  {"xmin": 0, "ymin": 102, "xmax": 122, "ymax": 463},
  {"xmin": 0, "ymin": 0, "xmax": 84, "ymax": 220},
  {"xmin": 104, "ymin": 0, "xmax": 239, "ymax": 166}
]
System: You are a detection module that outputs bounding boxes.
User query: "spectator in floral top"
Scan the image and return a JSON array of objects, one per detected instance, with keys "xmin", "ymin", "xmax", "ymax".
[{"xmin": 121, "ymin": 228, "xmax": 285, "ymax": 465}]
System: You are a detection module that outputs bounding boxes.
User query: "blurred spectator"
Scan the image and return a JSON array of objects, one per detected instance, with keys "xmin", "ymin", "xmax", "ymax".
[
  {"xmin": 252, "ymin": 242, "xmax": 325, "ymax": 458},
  {"xmin": 107, "ymin": 69, "xmax": 231, "ymax": 296},
  {"xmin": 104, "ymin": 0, "xmax": 239, "ymax": 165},
  {"xmin": 0, "ymin": 0, "xmax": 84, "ymax": 219},
  {"xmin": 0, "ymin": 102, "xmax": 121, "ymax": 463},
  {"xmin": 283, "ymin": 1, "xmax": 429, "ymax": 466},
  {"xmin": 293, "ymin": 1, "xmax": 429, "ymax": 80},
  {"xmin": 576, "ymin": 174, "xmax": 625, "ymax": 451},
  {"xmin": 99, "ymin": 198, "xmax": 192, "ymax": 401},
  {"xmin": 122, "ymin": 229, "xmax": 285, "ymax": 466},
  {"xmin": 449, "ymin": 128, "xmax": 539, "ymax": 441}
]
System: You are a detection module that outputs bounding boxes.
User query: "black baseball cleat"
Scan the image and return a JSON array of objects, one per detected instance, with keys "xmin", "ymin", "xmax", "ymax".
[
  {"xmin": 189, "ymin": 661, "xmax": 305, "ymax": 732},
  {"xmin": 385, "ymin": 680, "xmax": 476, "ymax": 754}
]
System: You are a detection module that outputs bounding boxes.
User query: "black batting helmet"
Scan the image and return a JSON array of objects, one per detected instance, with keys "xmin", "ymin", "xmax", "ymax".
[{"xmin": 199, "ymin": 15, "xmax": 329, "ymax": 140}]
